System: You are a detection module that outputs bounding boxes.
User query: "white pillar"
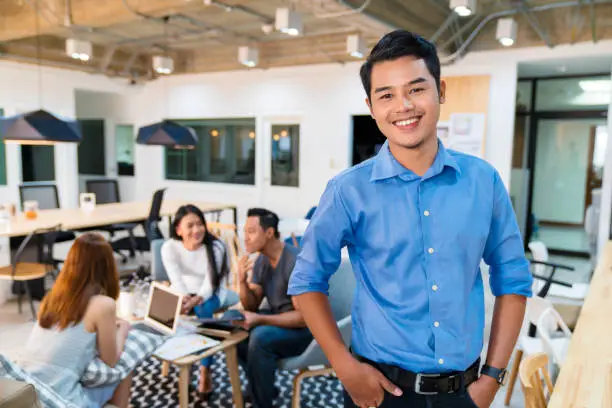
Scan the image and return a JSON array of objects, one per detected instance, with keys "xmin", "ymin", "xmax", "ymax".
[{"xmin": 597, "ymin": 67, "xmax": 612, "ymax": 258}]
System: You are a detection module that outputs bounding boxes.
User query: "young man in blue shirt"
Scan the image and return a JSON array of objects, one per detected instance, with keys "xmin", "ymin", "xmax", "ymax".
[{"xmin": 288, "ymin": 30, "xmax": 533, "ymax": 408}]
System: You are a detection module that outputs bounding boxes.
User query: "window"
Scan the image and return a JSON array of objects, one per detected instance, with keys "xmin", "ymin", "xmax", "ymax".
[
  {"xmin": 22, "ymin": 145, "xmax": 55, "ymax": 182},
  {"xmin": 516, "ymin": 81, "xmax": 532, "ymax": 113},
  {"xmin": 271, "ymin": 124, "xmax": 299, "ymax": 187},
  {"xmin": 78, "ymin": 119, "xmax": 106, "ymax": 175},
  {"xmin": 116, "ymin": 124, "xmax": 135, "ymax": 176},
  {"xmin": 0, "ymin": 108, "xmax": 6, "ymax": 185},
  {"xmin": 535, "ymin": 75, "xmax": 610, "ymax": 111},
  {"xmin": 165, "ymin": 118, "xmax": 256, "ymax": 185}
]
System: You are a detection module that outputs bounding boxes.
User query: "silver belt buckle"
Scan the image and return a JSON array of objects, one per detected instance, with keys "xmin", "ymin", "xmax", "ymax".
[{"xmin": 414, "ymin": 373, "xmax": 441, "ymax": 395}]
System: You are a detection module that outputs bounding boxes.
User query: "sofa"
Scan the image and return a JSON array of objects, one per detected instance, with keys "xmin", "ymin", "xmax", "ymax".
[{"xmin": 0, "ymin": 355, "xmax": 120, "ymax": 408}]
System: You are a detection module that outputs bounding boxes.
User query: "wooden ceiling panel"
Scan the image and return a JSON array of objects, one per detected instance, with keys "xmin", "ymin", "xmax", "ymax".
[{"xmin": 2, "ymin": 0, "xmax": 612, "ymax": 78}]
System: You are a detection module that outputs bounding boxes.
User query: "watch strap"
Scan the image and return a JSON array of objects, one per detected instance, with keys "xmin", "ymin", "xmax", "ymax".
[{"xmin": 480, "ymin": 364, "xmax": 507, "ymax": 385}]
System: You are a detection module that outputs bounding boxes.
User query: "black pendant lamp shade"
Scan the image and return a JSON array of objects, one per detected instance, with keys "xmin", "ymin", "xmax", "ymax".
[
  {"xmin": 0, "ymin": 109, "xmax": 82, "ymax": 144},
  {"xmin": 137, "ymin": 120, "xmax": 197, "ymax": 148}
]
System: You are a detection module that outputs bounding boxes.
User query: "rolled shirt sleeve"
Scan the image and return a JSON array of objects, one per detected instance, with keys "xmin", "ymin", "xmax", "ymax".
[
  {"xmin": 288, "ymin": 179, "xmax": 353, "ymax": 296},
  {"xmin": 483, "ymin": 170, "xmax": 533, "ymax": 297}
]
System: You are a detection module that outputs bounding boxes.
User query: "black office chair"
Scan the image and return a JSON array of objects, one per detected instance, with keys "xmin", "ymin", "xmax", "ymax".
[
  {"xmin": 110, "ymin": 188, "xmax": 166, "ymax": 259},
  {"xmin": 18, "ymin": 183, "xmax": 76, "ymax": 266},
  {"xmin": 85, "ymin": 179, "xmax": 139, "ymax": 262}
]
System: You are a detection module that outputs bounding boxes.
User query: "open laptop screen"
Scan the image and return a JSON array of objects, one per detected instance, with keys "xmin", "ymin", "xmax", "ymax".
[{"xmin": 148, "ymin": 286, "xmax": 180, "ymax": 330}]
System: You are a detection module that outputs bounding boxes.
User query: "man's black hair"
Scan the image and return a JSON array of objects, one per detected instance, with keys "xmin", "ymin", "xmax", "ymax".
[
  {"xmin": 247, "ymin": 208, "xmax": 280, "ymax": 239},
  {"xmin": 360, "ymin": 30, "xmax": 441, "ymax": 99}
]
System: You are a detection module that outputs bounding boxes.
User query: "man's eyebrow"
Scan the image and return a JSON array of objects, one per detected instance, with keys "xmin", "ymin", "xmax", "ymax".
[{"xmin": 373, "ymin": 77, "xmax": 428, "ymax": 94}]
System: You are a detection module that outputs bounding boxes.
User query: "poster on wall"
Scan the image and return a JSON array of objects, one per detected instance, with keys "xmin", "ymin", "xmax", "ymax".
[{"xmin": 447, "ymin": 113, "xmax": 486, "ymax": 158}]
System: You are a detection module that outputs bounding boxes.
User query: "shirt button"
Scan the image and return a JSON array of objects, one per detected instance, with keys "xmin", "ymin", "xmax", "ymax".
[
  {"xmin": 424, "ymin": 210, "xmax": 430, "ymax": 216},
  {"xmin": 434, "ymin": 321, "xmax": 440, "ymax": 327},
  {"xmin": 438, "ymin": 358, "xmax": 444, "ymax": 365},
  {"xmin": 432, "ymin": 285, "xmax": 438, "ymax": 291},
  {"xmin": 428, "ymin": 248, "xmax": 434, "ymax": 254}
]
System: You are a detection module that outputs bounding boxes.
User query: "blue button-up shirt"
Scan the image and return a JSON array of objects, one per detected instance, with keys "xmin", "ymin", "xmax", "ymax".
[{"xmin": 288, "ymin": 140, "xmax": 533, "ymax": 374}]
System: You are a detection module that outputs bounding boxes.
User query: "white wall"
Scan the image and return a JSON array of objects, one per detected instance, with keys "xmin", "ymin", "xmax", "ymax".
[
  {"xmin": 0, "ymin": 61, "xmax": 134, "ymax": 209},
  {"xmin": 75, "ymin": 90, "xmax": 137, "ymax": 202}
]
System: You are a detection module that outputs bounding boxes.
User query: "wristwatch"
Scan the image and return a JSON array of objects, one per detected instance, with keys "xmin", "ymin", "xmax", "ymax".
[{"xmin": 480, "ymin": 364, "xmax": 508, "ymax": 385}]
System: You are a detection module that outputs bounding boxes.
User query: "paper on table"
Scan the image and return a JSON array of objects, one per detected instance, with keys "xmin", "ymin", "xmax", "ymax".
[{"xmin": 154, "ymin": 333, "xmax": 221, "ymax": 361}]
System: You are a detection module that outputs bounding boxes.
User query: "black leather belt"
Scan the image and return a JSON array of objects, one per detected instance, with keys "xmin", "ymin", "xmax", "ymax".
[{"xmin": 354, "ymin": 354, "xmax": 480, "ymax": 395}]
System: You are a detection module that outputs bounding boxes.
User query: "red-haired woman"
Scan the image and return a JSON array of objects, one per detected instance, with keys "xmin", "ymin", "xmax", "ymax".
[{"xmin": 16, "ymin": 232, "xmax": 133, "ymax": 408}]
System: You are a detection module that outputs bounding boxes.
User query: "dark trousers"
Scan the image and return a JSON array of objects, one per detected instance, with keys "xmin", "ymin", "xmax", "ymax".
[
  {"xmin": 344, "ymin": 356, "xmax": 479, "ymax": 408},
  {"xmin": 343, "ymin": 388, "xmax": 478, "ymax": 407},
  {"xmin": 236, "ymin": 322, "xmax": 312, "ymax": 408}
]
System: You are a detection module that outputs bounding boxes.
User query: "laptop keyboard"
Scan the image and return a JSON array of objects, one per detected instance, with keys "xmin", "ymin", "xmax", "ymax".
[{"xmin": 133, "ymin": 323, "xmax": 165, "ymax": 337}]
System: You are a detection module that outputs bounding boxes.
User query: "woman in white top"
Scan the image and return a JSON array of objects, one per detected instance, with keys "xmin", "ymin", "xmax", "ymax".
[{"xmin": 161, "ymin": 204, "xmax": 230, "ymax": 398}]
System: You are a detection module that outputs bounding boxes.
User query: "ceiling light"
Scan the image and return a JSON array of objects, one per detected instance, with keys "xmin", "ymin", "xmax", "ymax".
[
  {"xmin": 579, "ymin": 79, "xmax": 612, "ymax": 92},
  {"xmin": 66, "ymin": 38, "xmax": 92, "ymax": 62},
  {"xmin": 346, "ymin": 34, "xmax": 367, "ymax": 59},
  {"xmin": 275, "ymin": 8, "xmax": 302, "ymax": 36},
  {"xmin": 496, "ymin": 18, "xmax": 517, "ymax": 47},
  {"xmin": 152, "ymin": 55, "xmax": 174, "ymax": 75},
  {"xmin": 238, "ymin": 46, "xmax": 258, "ymax": 68},
  {"xmin": 450, "ymin": 0, "xmax": 476, "ymax": 16},
  {"xmin": 261, "ymin": 24, "xmax": 274, "ymax": 35}
]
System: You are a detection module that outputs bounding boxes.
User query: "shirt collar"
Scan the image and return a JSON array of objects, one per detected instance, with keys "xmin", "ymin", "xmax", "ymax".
[{"xmin": 370, "ymin": 139, "xmax": 461, "ymax": 182}]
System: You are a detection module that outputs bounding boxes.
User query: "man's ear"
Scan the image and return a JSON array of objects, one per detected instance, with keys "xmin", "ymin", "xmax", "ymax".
[{"xmin": 439, "ymin": 80, "xmax": 447, "ymax": 104}]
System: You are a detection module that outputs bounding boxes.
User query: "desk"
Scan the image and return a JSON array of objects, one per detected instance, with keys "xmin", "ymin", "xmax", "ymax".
[
  {"xmin": 157, "ymin": 327, "xmax": 248, "ymax": 408},
  {"xmin": 0, "ymin": 200, "xmax": 237, "ymax": 238},
  {"xmin": 0, "ymin": 200, "xmax": 236, "ymax": 304},
  {"xmin": 548, "ymin": 241, "xmax": 612, "ymax": 407}
]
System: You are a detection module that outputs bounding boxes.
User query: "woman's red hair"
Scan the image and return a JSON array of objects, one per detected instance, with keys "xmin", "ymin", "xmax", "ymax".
[{"xmin": 38, "ymin": 232, "xmax": 119, "ymax": 329}]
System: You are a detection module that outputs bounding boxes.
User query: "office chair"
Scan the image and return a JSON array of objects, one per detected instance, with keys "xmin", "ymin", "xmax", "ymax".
[
  {"xmin": 18, "ymin": 183, "xmax": 76, "ymax": 266},
  {"xmin": 110, "ymin": 188, "xmax": 166, "ymax": 258},
  {"xmin": 85, "ymin": 179, "xmax": 139, "ymax": 262}
]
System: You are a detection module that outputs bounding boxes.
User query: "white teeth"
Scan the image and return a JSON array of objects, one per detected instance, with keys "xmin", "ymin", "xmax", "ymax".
[{"xmin": 395, "ymin": 118, "xmax": 418, "ymax": 126}]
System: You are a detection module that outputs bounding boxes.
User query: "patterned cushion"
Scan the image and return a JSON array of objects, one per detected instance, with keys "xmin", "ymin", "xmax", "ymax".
[
  {"xmin": 82, "ymin": 329, "xmax": 165, "ymax": 388},
  {"xmin": 0, "ymin": 354, "xmax": 78, "ymax": 408}
]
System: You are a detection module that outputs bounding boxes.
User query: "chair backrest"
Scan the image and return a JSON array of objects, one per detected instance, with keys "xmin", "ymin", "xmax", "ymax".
[
  {"xmin": 19, "ymin": 183, "xmax": 59, "ymax": 210},
  {"xmin": 327, "ymin": 257, "xmax": 356, "ymax": 321},
  {"xmin": 536, "ymin": 307, "xmax": 572, "ymax": 366},
  {"xmin": 525, "ymin": 296, "xmax": 554, "ymax": 326},
  {"xmin": 85, "ymin": 179, "xmax": 120, "ymax": 204},
  {"xmin": 148, "ymin": 188, "xmax": 166, "ymax": 223},
  {"xmin": 528, "ymin": 241, "xmax": 551, "ymax": 295},
  {"xmin": 520, "ymin": 352, "xmax": 554, "ymax": 408},
  {"xmin": 144, "ymin": 188, "xmax": 166, "ymax": 242},
  {"xmin": 150, "ymin": 239, "xmax": 168, "ymax": 282}
]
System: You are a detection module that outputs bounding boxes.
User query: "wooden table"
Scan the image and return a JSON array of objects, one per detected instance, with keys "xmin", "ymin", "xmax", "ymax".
[
  {"xmin": 548, "ymin": 241, "xmax": 612, "ymax": 407},
  {"xmin": 159, "ymin": 327, "xmax": 249, "ymax": 408},
  {"xmin": 0, "ymin": 200, "xmax": 237, "ymax": 238}
]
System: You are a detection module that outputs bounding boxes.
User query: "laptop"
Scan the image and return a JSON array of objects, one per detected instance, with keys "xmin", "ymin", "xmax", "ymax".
[
  {"xmin": 132, "ymin": 282, "xmax": 183, "ymax": 336},
  {"xmin": 134, "ymin": 282, "xmax": 222, "ymax": 359}
]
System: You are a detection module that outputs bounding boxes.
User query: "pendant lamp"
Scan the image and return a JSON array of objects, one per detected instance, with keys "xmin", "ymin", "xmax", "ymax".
[
  {"xmin": 0, "ymin": 109, "xmax": 82, "ymax": 145},
  {"xmin": 0, "ymin": 0, "xmax": 82, "ymax": 145},
  {"xmin": 136, "ymin": 119, "xmax": 197, "ymax": 149},
  {"xmin": 136, "ymin": 17, "xmax": 197, "ymax": 149}
]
